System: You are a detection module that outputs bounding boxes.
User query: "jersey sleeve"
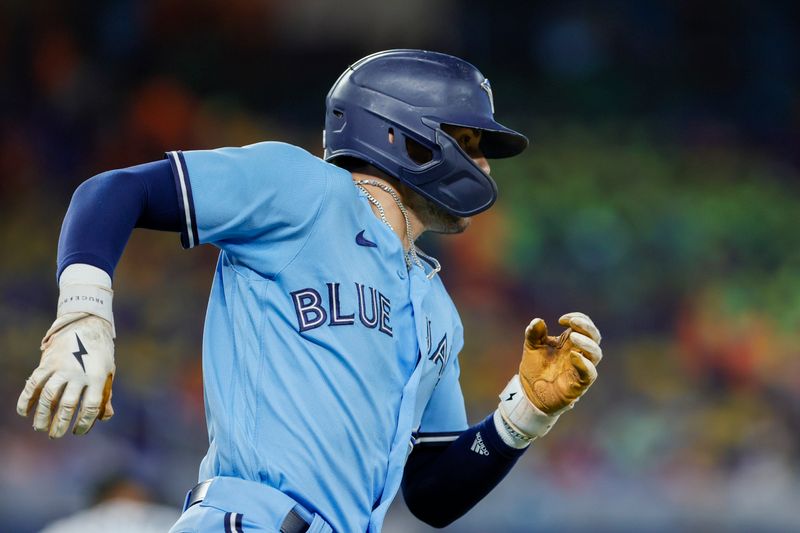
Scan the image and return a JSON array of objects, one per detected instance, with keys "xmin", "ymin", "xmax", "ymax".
[
  {"xmin": 166, "ymin": 142, "xmax": 329, "ymax": 275},
  {"xmin": 415, "ymin": 323, "xmax": 468, "ymax": 444}
]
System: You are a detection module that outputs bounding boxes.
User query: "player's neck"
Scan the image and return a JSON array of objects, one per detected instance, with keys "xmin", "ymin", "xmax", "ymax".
[{"xmin": 351, "ymin": 172, "xmax": 425, "ymax": 251}]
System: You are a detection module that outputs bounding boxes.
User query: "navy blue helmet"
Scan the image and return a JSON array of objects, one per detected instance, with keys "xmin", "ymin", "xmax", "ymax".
[{"xmin": 324, "ymin": 50, "xmax": 528, "ymax": 217}]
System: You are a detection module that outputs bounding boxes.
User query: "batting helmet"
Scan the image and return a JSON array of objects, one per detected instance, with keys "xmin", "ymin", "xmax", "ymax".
[{"xmin": 323, "ymin": 49, "xmax": 528, "ymax": 217}]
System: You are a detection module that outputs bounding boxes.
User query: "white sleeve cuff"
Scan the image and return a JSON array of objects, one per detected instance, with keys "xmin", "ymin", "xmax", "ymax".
[
  {"xmin": 58, "ymin": 264, "xmax": 115, "ymax": 336},
  {"xmin": 493, "ymin": 409, "xmax": 531, "ymax": 449},
  {"xmin": 497, "ymin": 374, "xmax": 560, "ymax": 439},
  {"xmin": 59, "ymin": 263, "xmax": 112, "ymax": 288}
]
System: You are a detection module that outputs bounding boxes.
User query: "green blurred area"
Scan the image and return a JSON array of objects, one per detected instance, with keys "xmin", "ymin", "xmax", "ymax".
[{"xmin": 504, "ymin": 122, "xmax": 800, "ymax": 327}]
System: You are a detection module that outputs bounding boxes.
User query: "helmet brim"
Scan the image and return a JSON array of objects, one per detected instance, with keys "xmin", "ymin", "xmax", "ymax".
[{"xmin": 443, "ymin": 118, "xmax": 529, "ymax": 159}]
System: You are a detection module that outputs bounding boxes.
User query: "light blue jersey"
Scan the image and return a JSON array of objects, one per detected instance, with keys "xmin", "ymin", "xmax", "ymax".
[{"xmin": 165, "ymin": 142, "xmax": 468, "ymax": 532}]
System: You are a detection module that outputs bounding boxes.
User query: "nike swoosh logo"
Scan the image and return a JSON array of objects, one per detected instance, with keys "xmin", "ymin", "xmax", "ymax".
[{"xmin": 355, "ymin": 230, "xmax": 377, "ymax": 248}]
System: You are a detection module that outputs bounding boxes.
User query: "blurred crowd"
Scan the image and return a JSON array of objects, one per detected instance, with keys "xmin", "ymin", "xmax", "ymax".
[{"xmin": 1, "ymin": 1, "xmax": 799, "ymax": 531}]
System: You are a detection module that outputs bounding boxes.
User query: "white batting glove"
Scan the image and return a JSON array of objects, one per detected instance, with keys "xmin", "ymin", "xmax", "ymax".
[
  {"xmin": 17, "ymin": 264, "xmax": 116, "ymax": 438},
  {"xmin": 17, "ymin": 313, "xmax": 115, "ymax": 437}
]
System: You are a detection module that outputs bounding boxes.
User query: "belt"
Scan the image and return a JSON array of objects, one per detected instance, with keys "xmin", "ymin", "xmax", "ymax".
[{"xmin": 185, "ymin": 480, "xmax": 310, "ymax": 533}]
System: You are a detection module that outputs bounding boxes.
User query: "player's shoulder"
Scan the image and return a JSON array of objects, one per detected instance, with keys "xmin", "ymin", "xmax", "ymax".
[
  {"xmin": 239, "ymin": 141, "xmax": 324, "ymax": 168},
  {"xmin": 181, "ymin": 141, "xmax": 325, "ymax": 175},
  {"xmin": 241, "ymin": 142, "xmax": 353, "ymax": 188},
  {"xmin": 425, "ymin": 269, "xmax": 456, "ymax": 309},
  {"xmin": 427, "ymin": 265, "xmax": 450, "ymax": 293},
  {"xmin": 431, "ymin": 271, "xmax": 463, "ymax": 322}
]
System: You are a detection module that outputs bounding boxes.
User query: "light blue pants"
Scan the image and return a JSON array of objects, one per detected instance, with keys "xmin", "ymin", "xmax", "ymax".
[{"xmin": 169, "ymin": 477, "xmax": 333, "ymax": 533}]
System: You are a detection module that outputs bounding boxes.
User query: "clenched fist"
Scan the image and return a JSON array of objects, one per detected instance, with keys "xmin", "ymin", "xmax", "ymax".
[
  {"xmin": 519, "ymin": 312, "xmax": 602, "ymax": 415},
  {"xmin": 17, "ymin": 312, "xmax": 115, "ymax": 438}
]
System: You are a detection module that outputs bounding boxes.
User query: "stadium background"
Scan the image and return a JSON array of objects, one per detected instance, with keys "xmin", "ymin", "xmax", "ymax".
[{"xmin": 1, "ymin": 0, "xmax": 799, "ymax": 531}]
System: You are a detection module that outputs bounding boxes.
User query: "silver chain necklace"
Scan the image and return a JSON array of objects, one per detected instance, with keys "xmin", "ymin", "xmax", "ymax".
[{"xmin": 355, "ymin": 180, "xmax": 441, "ymax": 279}]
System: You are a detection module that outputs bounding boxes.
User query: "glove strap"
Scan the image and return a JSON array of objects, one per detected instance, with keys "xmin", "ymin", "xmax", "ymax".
[
  {"xmin": 497, "ymin": 374, "xmax": 560, "ymax": 440},
  {"xmin": 57, "ymin": 264, "xmax": 115, "ymax": 337}
]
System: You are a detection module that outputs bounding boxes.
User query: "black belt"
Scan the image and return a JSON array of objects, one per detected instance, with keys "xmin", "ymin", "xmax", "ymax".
[{"xmin": 186, "ymin": 480, "xmax": 310, "ymax": 533}]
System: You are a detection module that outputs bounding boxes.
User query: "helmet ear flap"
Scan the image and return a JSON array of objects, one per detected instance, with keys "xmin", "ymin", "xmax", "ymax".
[{"xmin": 405, "ymin": 136, "xmax": 433, "ymax": 165}]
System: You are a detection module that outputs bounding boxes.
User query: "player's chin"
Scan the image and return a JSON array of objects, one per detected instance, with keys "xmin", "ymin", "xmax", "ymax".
[
  {"xmin": 408, "ymin": 191, "xmax": 471, "ymax": 234},
  {"xmin": 432, "ymin": 214, "xmax": 471, "ymax": 234}
]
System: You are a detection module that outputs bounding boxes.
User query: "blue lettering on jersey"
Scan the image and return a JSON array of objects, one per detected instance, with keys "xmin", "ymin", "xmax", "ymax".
[
  {"xmin": 291, "ymin": 289, "xmax": 327, "ymax": 332},
  {"xmin": 429, "ymin": 334, "xmax": 450, "ymax": 375},
  {"xmin": 378, "ymin": 292, "xmax": 392, "ymax": 336},
  {"xmin": 291, "ymin": 282, "xmax": 392, "ymax": 337},
  {"xmin": 357, "ymin": 284, "xmax": 379, "ymax": 328},
  {"xmin": 327, "ymin": 283, "xmax": 355, "ymax": 326},
  {"xmin": 426, "ymin": 317, "xmax": 432, "ymax": 353}
]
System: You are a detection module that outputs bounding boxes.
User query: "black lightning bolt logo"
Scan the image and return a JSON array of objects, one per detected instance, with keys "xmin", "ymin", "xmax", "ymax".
[
  {"xmin": 505, "ymin": 392, "xmax": 517, "ymax": 401},
  {"xmin": 73, "ymin": 333, "xmax": 88, "ymax": 372}
]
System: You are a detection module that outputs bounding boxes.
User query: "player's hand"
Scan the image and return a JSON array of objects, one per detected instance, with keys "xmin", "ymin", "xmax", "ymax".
[
  {"xmin": 17, "ymin": 312, "xmax": 115, "ymax": 438},
  {"xmin": 518, "ymin": 312, "xmax": 602, "ymax": 415}
]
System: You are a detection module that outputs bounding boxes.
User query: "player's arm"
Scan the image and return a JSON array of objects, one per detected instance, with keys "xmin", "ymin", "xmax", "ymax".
[
  {"xmin": 402, "ymin": 413, "xmax": 526, "ymax": 528},
  {"xmin": 402, "ymin": 313, "xmax": 602, "ymax": 528},
  {"xmin": 16, "ymin": 160, "xmax": 183, "ymax": 438},
  {"xmin": 17, "ymin": 144, "xmax": 327, "ymax": 438}
]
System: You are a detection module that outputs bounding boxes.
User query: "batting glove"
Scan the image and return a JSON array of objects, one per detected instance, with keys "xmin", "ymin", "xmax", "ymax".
[
  {"xmin": 495, "ymin": 312, "xmax": 602, "ymax": 446},
  {"xmin": 17, "ymin": 264, "xmax": 116, "ymax": 438}
]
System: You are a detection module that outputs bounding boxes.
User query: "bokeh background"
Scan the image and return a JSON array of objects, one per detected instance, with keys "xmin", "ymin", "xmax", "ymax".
[{"xmin": 2, "ymin": 1, "xmax": 799, "ymax": 531}]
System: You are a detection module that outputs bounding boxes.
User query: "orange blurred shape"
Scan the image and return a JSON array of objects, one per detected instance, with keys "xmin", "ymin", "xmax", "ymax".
[
  {"xmin": 32, "ymin": 27, "xmax": 79, "ymax": 96},
  {"xmin": 442, "ymin": 209, "xmax": 516, "ymax": 310},
  {"xmin": 443, "ymin": 210, "xmax": 510, "ymax": 278},
  {"xmin": 675, "ymin": 291, "xmax": 779, "ymax": 389},
  {"xmin": 128, "ymin": 78, "xmax": 197, "ymax": 148}
]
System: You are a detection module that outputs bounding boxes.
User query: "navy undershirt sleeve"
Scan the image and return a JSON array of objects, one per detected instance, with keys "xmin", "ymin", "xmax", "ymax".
[
  {"xmin": 56, "ymin": 159, "xmax": 182, "ymax": 280},
  {"xmin": 402, "ymin": 414, "xmax": 527, "ymax": 528}
]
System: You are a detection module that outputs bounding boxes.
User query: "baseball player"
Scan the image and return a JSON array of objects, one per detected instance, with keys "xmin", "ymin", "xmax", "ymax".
[{"xmin": 17, "ymin": 50, "xmax": 603, "ymax": 532}]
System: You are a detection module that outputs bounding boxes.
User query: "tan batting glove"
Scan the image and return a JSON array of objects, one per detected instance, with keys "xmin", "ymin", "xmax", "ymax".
[
  {"xmin": 495, "ymin": 312, "xmax": 603, "ymax": 446},
  {"xmin": 17, "ymin": 313, "xmax": 116, "ymax": 438},
  {"xmin": 519, "ymin": 312, "xmax": 602, "ymax": 415}
]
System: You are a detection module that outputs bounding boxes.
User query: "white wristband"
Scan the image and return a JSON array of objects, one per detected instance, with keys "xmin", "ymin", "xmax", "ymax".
[
  {"xmin": 58, "ymin": 264, "xmax": 115, "ymax": 336},
  {"xmin": 497, "ymin": 374, "xmax": 560, "ymax": 440},
  {"xmin": 493, "ymin": 409, "xmax": 531, "ymax": 449}
]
